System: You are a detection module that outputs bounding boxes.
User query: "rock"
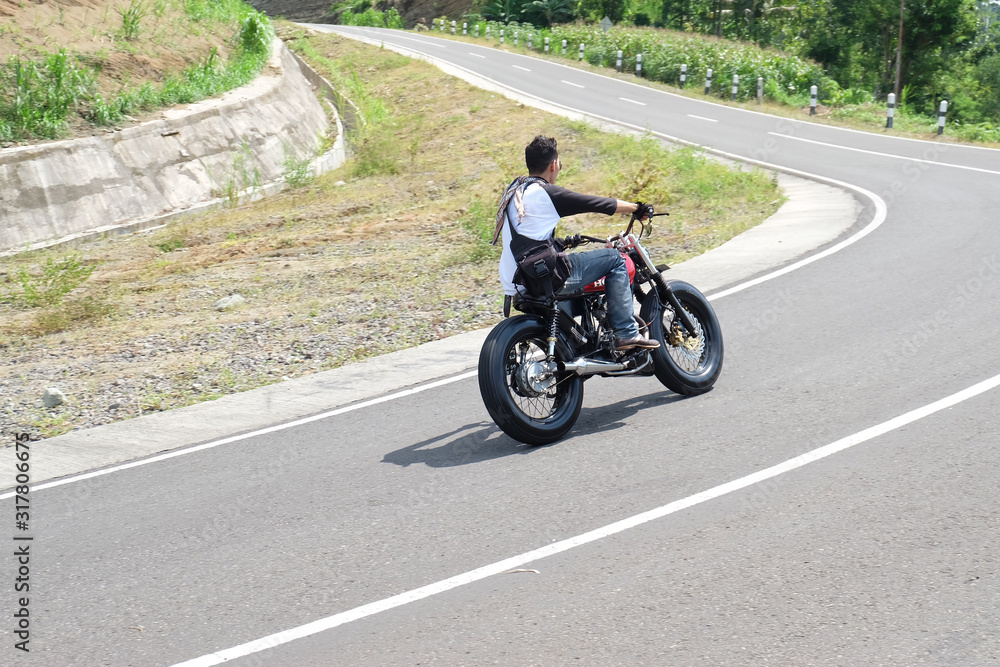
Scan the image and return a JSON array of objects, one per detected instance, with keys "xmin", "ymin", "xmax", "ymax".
[
  {"xmin": 214, "ymin": 294, "xmax": 246, "ymax": 311},
  {"xmin": 43, "ymin": 388, "xmax": 66, "ymax": 408}
]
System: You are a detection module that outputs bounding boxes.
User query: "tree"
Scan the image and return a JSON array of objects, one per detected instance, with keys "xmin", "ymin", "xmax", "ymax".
[
  {"xmin": 522, "ymin": 0, "xmax": 577, "ymax": 26},
  {"xmin": 577, "ymin": 0, "xmax": 628, "ymax": 23}
]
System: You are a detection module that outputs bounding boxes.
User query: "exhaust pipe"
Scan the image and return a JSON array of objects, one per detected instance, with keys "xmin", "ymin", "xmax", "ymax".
[{"xmin": 559, "ymin": 357, "xmax": 627, "ymax": 376}]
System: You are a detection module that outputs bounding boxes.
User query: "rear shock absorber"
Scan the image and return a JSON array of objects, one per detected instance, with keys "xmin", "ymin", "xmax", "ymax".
[{"xmin": 547, "ymin": 304, "xmax": 559, "ymax": 361}]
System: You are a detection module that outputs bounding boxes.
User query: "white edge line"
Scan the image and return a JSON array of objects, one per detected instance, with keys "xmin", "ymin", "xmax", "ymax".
[
  {"xmin": 320, "ymin": 26, "xmax": 1000, "ymax": 153},
  {"xmin": 688, "ymin": 114, "xmax": 718, "ymax": 122},
  {"xmin": 0, "ymin": 371, "xmax": 478, "ymax": 500},
  {"xmin": 172, "ymin": 370, "xmax": 1000, "ymax": 666},
  {"xmin": 767, "ymin": 132, "xmax": 1000, "ymax": 176}
]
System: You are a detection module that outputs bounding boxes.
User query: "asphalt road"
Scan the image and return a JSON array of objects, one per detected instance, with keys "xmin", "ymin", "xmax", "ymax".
[{"xmin": 8, "ymin": 28, "xmax": 1000, "ymax": 666}]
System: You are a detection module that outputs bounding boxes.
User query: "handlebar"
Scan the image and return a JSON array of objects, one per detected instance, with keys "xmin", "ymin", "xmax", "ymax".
[{"xmin": 558, "ymin": 233, "xmax": 606, "ymax": 249}]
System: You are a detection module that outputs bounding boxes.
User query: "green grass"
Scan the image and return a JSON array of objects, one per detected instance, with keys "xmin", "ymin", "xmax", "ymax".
[{"xmin": 0, "ymin": 2, "xmax": 272, "ymax": 141}]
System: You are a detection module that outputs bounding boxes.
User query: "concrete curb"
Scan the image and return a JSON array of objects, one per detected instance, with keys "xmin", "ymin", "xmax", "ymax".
[{"xmin": 2, "ymin": 32, "xmax": 861, "ymax": 489}]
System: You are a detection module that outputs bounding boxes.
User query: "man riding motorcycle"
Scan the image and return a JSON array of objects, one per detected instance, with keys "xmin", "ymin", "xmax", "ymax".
[{"xmin": 492, "ymin": 135, "xmax": 660, "ymax": 350}]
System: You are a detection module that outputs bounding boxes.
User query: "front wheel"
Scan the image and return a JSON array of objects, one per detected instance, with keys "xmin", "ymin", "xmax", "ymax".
[
  {"xmin": 640, "ymin": 280, "xmax": 723, "ymax": 395},
  {"xmin": 478, "ymin": 316, "xmax": 584, "ymax": 445}
]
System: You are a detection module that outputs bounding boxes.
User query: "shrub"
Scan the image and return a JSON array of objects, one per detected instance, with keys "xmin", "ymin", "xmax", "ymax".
[{"xmin": 4, "ymin": 255, "xmax": 97, "ymax": 308}]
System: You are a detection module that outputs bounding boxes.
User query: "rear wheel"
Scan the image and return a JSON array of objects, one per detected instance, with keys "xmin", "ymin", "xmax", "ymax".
[
  {"xmin": 640, "ymin": 280, "xmax": 723, "ymax": 395},
  {"xmin": 478, "ymin": 316, "xmax": 583, "ymax": 445}
]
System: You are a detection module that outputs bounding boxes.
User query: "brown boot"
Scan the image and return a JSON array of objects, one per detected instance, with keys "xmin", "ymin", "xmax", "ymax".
[{"xmin": 615, "ymin": 334, "xmax": 661, "ymax": 350}]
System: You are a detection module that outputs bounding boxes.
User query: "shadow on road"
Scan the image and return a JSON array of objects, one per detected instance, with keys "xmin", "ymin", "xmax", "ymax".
[{"xmin": 382, "ymin": 389, "xmax": 687, "ymax": 468}]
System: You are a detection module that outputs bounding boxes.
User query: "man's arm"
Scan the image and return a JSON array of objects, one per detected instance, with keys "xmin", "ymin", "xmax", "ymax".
[{"xmin": 540, "ymin": 183, "xmax": 618, "ymax": 217}]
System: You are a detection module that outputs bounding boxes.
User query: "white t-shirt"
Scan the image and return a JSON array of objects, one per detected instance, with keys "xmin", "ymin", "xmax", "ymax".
[{"xmin": 498, "ymin": 182, "xmax": 617, "ymax": 295}]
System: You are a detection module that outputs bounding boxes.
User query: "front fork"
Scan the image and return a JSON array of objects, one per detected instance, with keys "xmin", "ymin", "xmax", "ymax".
[{"xmin": 632, "ymin": 239, "xmax": 698, "ymax": 335}]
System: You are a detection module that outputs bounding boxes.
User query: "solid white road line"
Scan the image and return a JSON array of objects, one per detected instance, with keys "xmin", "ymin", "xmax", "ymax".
[
  {"xmin": 0, "ymin": 371, "xmax": 478, "ymax": 500},
  {"xmin": 561, "ymin": 80, "xmax": 584, "ymax": 88},
  {"xmin": 513, "ymin": 65, "xmax": 531, "ymax": 72},
  {"xmin": 619, "ymin": 97, "xmax": 646, "ymax": 105},
  {"xmin": 688, "ymin": 114, "xmax": 718, "ymax": 122},
  {"xmin": 767, "ymin": 132, "xmax": 1000, "ymax": 176},
  {"xmin": 172, "ymin": 371, "xmax": 1000, "ymax": 667}
]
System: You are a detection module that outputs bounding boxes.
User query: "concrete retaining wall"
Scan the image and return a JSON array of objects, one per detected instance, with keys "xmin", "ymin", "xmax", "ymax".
[{"xmin": 0, "ymin": 38, "xmax": 334, "ymax": 254}]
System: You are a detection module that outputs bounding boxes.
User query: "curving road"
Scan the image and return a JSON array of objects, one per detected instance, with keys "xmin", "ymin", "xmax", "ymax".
[{"xmin": 8, "ymin": 27, "xmax": 1000, "ymax": 666}]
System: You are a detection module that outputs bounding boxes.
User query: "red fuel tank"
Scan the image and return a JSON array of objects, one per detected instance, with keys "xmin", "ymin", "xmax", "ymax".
[{"xmin": 583, "ymin": 254, "xmax": 635, "ymax": 293}]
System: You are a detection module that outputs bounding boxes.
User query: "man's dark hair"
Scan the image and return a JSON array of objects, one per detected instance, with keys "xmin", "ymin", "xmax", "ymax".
[{"xmin": 525, "ymin": 135, "xmax": 558, "ymax": 174}]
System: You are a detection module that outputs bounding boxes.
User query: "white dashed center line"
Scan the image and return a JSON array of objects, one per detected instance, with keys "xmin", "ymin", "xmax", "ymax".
[
  {"xmin": 468, "ymin": 52, "xmax": 485, "ymax": 58},
  {"xmin": 688, "ymin": 114, "xmax": 719, "ymax": 122},
  {"xmin": 513, "ymin": 65, "xmax": 531, "ymax": 72},
  {"xmin": 561, "ymin": 80, "xmax": 585, "ymax": 88},
  {"xmin": 619, "ymin": 97, "xmax": 646, "ymax": 106}
]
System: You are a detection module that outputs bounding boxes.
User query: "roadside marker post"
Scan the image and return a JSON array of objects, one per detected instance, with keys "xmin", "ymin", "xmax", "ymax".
[
  {"xmin": 680, "ymin": 63, "xmax": 686, "ymax": 88},
  {"xmin": 887, "ymin": 93, "xmax": 895, "ymax": 128},
  {"xmin": 636, "ymin": 53, "xmax": 642, "ymax": 77},
  {"xmin": 757, "ymin": 77, "xmax": 763, "ymax": 104},
  {"xmin": 938, "ymin": 100, "xmax": 948, "ymax": 135},
  {"xmin": 562, "ymin": 39, "xmax": 567, "ymax": 55},
  {"xmin": 732, "ymin": 74, "xmax": 739, "ymax": 101},
  {"xmin": 705, "ymin": 68, "xmax": 712, "ymax": 95},
  {"xmin": 810, "ymin": 85, "xmax": 817, "ymax": 115},
  {"xmin": 616, "ymin": 50, "xmax": 622, "ymax": 72},
  {"xmin": 544, "ymin": 37, "xmax": 549, "ymax": 53},
  {"xmin": 579, "ymin": 43, "xmax": 584, "ymax": 61}
]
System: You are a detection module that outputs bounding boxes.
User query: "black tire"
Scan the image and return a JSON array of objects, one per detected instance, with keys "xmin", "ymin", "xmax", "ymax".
[
  {"xmin": 639, "ymin": 280, "xmax": 723, "ymax": 395},
  {"xmin": 478, "ymin": 315, "xmax": 584, "ymax": 445}
]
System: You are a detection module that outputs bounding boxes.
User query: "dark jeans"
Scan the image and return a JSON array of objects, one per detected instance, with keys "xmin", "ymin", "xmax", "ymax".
[{"xmin": 558, "ymin": 248, "xmax": 638, "ymax": 338}]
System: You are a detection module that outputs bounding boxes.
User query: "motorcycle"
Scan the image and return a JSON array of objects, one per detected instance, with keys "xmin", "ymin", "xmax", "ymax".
[{"xmin": 478, "ymin": 205, "xmax": 724, "ymax": 445}]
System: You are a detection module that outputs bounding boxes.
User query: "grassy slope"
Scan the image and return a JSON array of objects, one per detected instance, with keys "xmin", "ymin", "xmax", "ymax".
[
  {"xmin": 0, "ymin": 0, "xmax": 261, "ymax": 143},
  {"xmin": 0, "ymin": 30, "xmax": 780, "ymax": 438}
]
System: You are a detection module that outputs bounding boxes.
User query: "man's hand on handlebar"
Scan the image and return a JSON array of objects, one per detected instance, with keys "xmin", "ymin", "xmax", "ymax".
[{"xmin": 633, "ymin": 201, "xmax": 654, "ymax": 220}]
